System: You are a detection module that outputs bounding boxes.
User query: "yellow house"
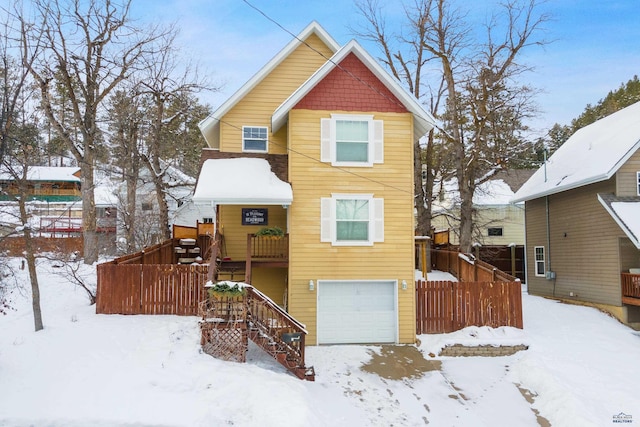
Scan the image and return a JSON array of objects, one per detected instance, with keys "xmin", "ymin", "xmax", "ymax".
[{"xmin": 193, "ymin": 22, "xmax": 435, "ymax": 345}]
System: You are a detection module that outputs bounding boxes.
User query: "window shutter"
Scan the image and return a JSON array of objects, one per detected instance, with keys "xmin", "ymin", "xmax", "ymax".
[
  {"xmin": 320, "ymin": 118, "xmax": 332, "ymax": 162},
  {"xmin": 373, "ymin": 120, "xmax": 384, "ymax": 164},
  {"xmin": 372, "ymin": 198, "xmax": 384, "ymax": 242},
  {"xmin": 320, "ymin": 197, "xmax": 333, "ymax": 242}
]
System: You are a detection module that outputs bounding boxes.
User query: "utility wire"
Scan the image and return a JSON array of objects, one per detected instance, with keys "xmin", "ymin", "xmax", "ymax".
[{"xmin": 196, "ymin": 0, "xmax": 420, "ymax": 195}]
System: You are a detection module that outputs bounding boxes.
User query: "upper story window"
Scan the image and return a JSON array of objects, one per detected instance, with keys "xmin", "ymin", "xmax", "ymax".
[
  {"xmin": 636, "ymin": 171, "xmax": 640, "ymax": 196},
  {"xmin": 320, "ymin": 114, "xmax": 383, "ymax": 167},
  {"xmin": 320, "ymin": 194, "xmax": 384, "ymax": 246},
  {"xmin": 242, "ymin": 126, "xmax": 268, "ymax": 153}
]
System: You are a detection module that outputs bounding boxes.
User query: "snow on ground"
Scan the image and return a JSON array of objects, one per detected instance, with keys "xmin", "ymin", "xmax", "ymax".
[{"xmin": 1, "ymin": 259, "xmax": 639, "ymax": 426}]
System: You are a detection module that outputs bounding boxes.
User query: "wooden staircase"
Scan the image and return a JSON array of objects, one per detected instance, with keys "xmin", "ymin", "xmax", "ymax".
[
  {"xmin": 245, "ymin": 286, "xmax": 315, "ymax": 381},
  {"xmin": 199, "ymin": 286, "xmax": 314, "ymax": 381}
]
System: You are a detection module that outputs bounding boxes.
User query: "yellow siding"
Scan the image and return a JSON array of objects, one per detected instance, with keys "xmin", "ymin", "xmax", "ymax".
[
  {"xmin": 218, "ymin": 205, "xmax": 288, "ymax": 260},
  {"xmin": 219, "ymin": 34, "xmax": 335, "ymax": 154},
  {"xmin": 286, "ymin": 109, "xmax": 416, "ymax": 344},
  {"xmin": 525, "ymin": 179, "xmax": 623, "ymax": 305},
  {"xmin": 616, "ymin": 150, "xmax": 640, "ymax": 196},
  {"xmin": 251, "ymin": 267, "xmax": 287, "ymax": 306}
]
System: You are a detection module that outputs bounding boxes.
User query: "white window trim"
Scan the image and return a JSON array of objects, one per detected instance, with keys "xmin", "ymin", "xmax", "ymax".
[
  {"xmin": 242, "ymin": 126, "xmax": 268, "ymax": 153},
  {"xmin": 320, "ymin": 114, "xmax": 383, "ymax": 167},
  {"xmin": 320, "ymin": 193, "xmax": 384, "ymax": 246},
  {"xmin": 534, "ymin": 246, "xmax": 545, "ymax": 277},
  {"xmin": 636, "ymin": 171, "xmax": 640, "ymax": 196}
]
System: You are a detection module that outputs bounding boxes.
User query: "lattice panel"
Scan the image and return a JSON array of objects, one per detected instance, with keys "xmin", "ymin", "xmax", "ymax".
[{"xmin": 200, "ymin": 322, "xmax": 248, "ymax": 363}]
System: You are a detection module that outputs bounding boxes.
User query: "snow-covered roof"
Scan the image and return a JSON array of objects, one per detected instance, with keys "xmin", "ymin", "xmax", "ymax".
[
  {"xmin": 198, "ymin": 22, "xmax": 340, "ymax": 146},
  {"xmin": 192, "ymin": 158, "xmax": 293, "ymax": 206},
  {"xmin": 598, "ymin": 194, "xmax": 640, "ymax": 249},
  {"xmin": 0, "ymin": 166, "xmax": 80, "ymax": 182},
  {"xmin": 433, "ymin": 170, "xmax": 534, "ymax": 211},
  {"xmin": 512, "ymin": 101, "xmax": 640, "ymax": 202},
  {"xmin": 271, "ymin": 39, "xmax": 436, "ymax": 140}
]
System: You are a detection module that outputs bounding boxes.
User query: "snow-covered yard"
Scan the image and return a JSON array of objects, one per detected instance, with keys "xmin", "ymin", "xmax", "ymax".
[{"xmin": 1, "ymin": 260, "xmax": 639, "ymax": 426}]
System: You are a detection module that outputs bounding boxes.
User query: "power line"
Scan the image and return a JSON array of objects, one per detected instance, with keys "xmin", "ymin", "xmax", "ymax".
[{"xmin": 196, "ymin": 0, "xmax": 418, "ymax": 195}]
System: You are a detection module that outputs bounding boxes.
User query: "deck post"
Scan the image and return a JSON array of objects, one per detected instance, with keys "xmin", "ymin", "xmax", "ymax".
[{"xmin": 245, "ymin": 234, "xmax": 252, "ymax": 284}]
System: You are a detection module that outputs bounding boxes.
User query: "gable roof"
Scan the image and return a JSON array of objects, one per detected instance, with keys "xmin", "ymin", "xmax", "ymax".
[
  {"xmin": 512, "ymin": 101, "xmax": 640, "ymax": 202},
  {"xmin": 434, "ymin": 169, "xmax": 535, "ymax": 211},
  {"xmin": 598, "ymin": 194, "xmax": 640, "ymax": 249},
  {"xmin": 272, "ymin": 39, "xmax": 436, "ymax": 140},
  {"xmin": 198, "ymin": 22, "xmax": 340, "ymax": 146}
]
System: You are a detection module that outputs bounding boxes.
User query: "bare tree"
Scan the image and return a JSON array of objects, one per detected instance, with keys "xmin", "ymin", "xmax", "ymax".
[
  {"xmin": 21, "ymin": 0, "xmax": 166, "ymax": 263},
  {"xmin": 0, "ymin": 0, "xmax": 45, "ymax": 331},
  {"xmin": 353, "ymin": 0, "xmax": 450, "ymax": 237},
  {"xmin": 107, "ymin": 88, "xmax": 143, "ymax": 253},
  {"xmin": 355, "ymin": 0, "xmax": 548, "ymax": 252},
  {"xmin": 0, "ymin": 1, "xmax": 35, "ymax": 165},
  {"xmin": 135, "ymin": 30, "xmax": 213, "ymax": 241}
]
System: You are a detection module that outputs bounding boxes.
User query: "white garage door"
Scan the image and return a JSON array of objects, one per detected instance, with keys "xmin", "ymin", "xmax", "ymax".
[{"xmin": 317, "ymin": 280, "xmax": 397, "ymax": 344}]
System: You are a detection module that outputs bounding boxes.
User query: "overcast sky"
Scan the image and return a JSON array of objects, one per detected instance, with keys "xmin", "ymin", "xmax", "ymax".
[{"xmin": 132, "ymin": 0, "xmax": 640, "ymax": 136}]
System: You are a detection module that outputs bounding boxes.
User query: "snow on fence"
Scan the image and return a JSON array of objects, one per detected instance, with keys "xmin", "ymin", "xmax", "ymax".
[{"xmin": 415, "ymin": 280, "xmax": 523, "ymax": 334}]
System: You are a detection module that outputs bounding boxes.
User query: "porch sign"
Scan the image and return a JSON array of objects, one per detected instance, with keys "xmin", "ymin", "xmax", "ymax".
[{"xmin": 242, "ymin": 208, "xmax": 268, "ymax": 225}]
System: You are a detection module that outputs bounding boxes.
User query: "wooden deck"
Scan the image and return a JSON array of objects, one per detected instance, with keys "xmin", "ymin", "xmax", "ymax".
[{"xmin": 621, "ymin": 273, "xmax": 640, "ymax": 306}]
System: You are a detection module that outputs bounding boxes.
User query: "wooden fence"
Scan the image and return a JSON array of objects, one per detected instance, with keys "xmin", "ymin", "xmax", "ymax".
[
  {"xmin": 416, "ymin": 280, "xmax": 523, "ymax": 334},
  {"xmin": 96, "ymin": 263, "xmax": 209, "ymax": 315},
  {"xmin": 431, "ymin": 249, "xmax": 518, "ymax": 282}
]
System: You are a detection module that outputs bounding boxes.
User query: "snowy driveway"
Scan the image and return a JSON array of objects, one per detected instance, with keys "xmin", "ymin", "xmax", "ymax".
[{"xmin": 1, "ymin": 261, "xmax": 640, "ymax": 426}]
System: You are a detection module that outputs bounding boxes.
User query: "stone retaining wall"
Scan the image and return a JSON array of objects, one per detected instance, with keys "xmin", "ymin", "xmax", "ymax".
[{"xmin": 439, "ymin": 344, "xmax": 528, "ymax": 357}]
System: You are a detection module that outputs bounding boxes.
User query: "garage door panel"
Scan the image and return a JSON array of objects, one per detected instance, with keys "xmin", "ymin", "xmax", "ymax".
[{"xmin": 317, "ymin": 280, "xmax": 397, "ymax": 344}]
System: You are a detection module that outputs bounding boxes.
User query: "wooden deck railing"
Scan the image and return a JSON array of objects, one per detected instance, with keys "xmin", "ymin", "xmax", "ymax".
[
  {"xmin": 621, "ymin": 273, "xmax": 640, "ymax": 305},
  {"xmin": 247, "ymin": 234, "xmax": 289, "ymax": 259}
]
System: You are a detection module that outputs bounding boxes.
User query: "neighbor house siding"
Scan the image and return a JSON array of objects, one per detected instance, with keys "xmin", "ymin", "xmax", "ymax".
[
  {"xmin": 434, "ymin": 204, "xmax": 526, "ymax": 246},
  {"xmin": 525, "ymin": 179, "xmax": 623, "ymax": 306},
  {"xmin": 218, "ymin": 34, "xmax": 334, "ymax": 154},
  {"xmin": 287, "ymin": 108, "xmax": 416, "ymax": 344},
  {"xmin": 616, "ymin": 150, "xmax": 640, "ymax": 196}
]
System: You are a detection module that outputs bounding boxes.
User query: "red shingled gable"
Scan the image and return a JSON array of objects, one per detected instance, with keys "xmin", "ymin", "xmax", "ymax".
[{"xmin": 294, "ymin": 53, "xmax": 407, "ymax": 113}]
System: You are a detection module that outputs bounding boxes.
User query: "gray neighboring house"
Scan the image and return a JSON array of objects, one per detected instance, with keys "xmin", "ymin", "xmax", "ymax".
[{"xmin": 512, "ymin": 101, "xmax": 640, "ymax": 328}]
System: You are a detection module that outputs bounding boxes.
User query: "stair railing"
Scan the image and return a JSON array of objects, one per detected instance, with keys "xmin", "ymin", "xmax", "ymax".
[{"xmin": 245, "ymin": 286, "xmax": 314, "ymax": 381}]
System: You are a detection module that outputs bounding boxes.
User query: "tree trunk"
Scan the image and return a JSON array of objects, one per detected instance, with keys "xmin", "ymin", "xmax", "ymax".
[
  {"xmin": 458, "ymin": 181, "xmax": 474, "ymax": 253},
  {"xmin": 80, "ymin": 156, "xmax": 98, "ymax": 264},
  {"xmin": 124, "ymin": 168, "xmax": 138, "ymax": 251},
  {"xmin": 18, "ymin": 196, "xmax": 43, "ymax": 331},
  {"xmin": 414, "ymin": 139, "xmax": 431, "ymax": 236}
]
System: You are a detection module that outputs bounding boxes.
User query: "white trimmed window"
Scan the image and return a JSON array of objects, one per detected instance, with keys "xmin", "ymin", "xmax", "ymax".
[
  {"xmin": 534, "ymin": 246, "xmax": 545, "ymax": 277},
  {"xmin": 320, "ymin": 194, "xmax": 384, "ymax": 246},
  {"xmin": 320, "ymin": 114, "xmax": 383, "ymax": 167},
  {"xmin": 242, "ymin": 126, "xmax": 268, "ymax": 153},
  {"xmin": 636, "ymin": 171, "xmax": 640, "ymax": 196}
]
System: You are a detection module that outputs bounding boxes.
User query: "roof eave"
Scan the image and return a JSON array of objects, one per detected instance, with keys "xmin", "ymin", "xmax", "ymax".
[
  {"xmin": 598, "ymin": 194, "xmax": 640, "ymax": 249},
  {"xmin": 271, "ymin": 40, "xmax": 436, "ymax": 137},
  {"xmin": 199, "ymin": 21, "xmax": 340, "ymax": 140},
  {"xmin": 511, "ymin": 172, "xmax": 612, "ymax": 203}
]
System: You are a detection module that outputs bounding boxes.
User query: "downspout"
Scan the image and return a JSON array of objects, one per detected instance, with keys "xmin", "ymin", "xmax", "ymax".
[
  {"xmin": 543, "ymin": 149, "xmax": 556, "ymax": 296},
  {"xmin": 546, "ymin": 195, "xmax": 555, "ymax": 296}
]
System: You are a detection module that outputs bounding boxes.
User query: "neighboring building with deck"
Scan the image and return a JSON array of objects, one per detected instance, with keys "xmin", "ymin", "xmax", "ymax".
[
  {"xmin": 512, "ymin": 101, "xmax": 640, "ymax": 328},
  {"xmin": 192, "ymin": 22, "xmax": 436, "ymax": 345},
  {"xmin": 0, "ymin": 166, "xmax": 81, "ymax": 202}
]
